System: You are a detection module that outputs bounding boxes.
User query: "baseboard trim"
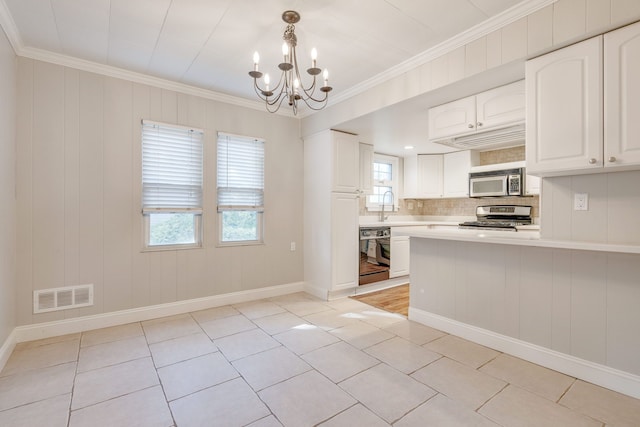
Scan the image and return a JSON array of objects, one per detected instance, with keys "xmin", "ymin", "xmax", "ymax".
[
  {"xmin": 303, "ymin": 283, "xmax": 329, "ymax": 301},
  {"xmin": 13, "ymin": 281, "xmax": 305, "ymax": 344},
  {"xmin": 409, "ymin": 307, "xmax": 640, "ymax": 400},
  {"xmin": 0, "ymin": 329, "xmax": 17, "ymax": 373}
]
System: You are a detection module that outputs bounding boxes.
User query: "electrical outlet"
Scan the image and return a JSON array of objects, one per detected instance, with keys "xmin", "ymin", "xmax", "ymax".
[
  {"xmin": 574, "ymin": 193, "xmax": 589, "ymax": 211},
  {"xmin": 407, "ymin": 201, "xmax": 414, "ymax": 210},
  {"xmin": 290, "ymin": 242, "xmax": 296, "ymax": 251},
  {"xmin": 417, "ymin": 201, "xmax": 423, "ymax": 208}
]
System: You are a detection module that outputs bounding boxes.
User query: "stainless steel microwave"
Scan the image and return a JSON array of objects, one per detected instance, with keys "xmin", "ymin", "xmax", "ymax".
[{"xmin": 469, "ymin": 166, "xmax": 525, "ymax": 197}]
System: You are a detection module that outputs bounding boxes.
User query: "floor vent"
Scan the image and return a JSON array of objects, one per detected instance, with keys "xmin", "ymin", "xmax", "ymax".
[{"xmin": 33, "ymin": 284, "xmax": 94, "ymax": 314}]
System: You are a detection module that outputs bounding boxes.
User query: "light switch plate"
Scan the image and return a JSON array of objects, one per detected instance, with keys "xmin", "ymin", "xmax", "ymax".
[{"xmin": 574, "ymin": 193, "xmax": 588, "ymax": 211}]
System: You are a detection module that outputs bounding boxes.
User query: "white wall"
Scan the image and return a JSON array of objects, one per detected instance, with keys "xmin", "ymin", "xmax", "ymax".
[
  {"xmin": 0, "ymin": 29, "xmax": 16, "ymax": 343},
  {"xmin": 541, "ymin": 171, "xmax": 640, "ymax": 244},
  {"xmin": 15, "ymin": 58, "xmax": 303, "ymax": 327}
]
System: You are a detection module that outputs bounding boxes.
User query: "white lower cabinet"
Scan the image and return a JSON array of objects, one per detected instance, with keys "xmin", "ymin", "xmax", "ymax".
[
  {"xmin": 331, "ymin": 192, "xmax": 359, "ymax": 291},
  {"xmin": 390, "ymin": 235, "xmax": 410, "ymax": 278}
]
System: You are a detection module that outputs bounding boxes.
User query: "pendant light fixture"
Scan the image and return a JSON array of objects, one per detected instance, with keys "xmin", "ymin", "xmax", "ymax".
[{"xmin": 249, "ymin": 10, "xmax": 332, "ymax": 115}]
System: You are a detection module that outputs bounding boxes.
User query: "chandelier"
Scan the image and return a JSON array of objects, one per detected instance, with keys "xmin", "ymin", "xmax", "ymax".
[{"xmin": 249, "ymin": 10, "xmax": 332, "ymax": 115}]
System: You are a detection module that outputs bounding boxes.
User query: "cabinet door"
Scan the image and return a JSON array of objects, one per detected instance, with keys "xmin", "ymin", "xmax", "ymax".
[
  {"xmin": 359, "ymin": 143, "xmax": 374, "ymax": 194},
  {"xmin": 331, "ymin": 193, "xmax": 359, "ymax": 290},
  {"xmin": 390, "ymin": 236, "xmax": 410, "ymax": 278},
  {"xmin": 402, "ymin": 155, "xmax": 418, "ymax": 198},
  {"xmin": 526, "ymin": 36, "xmax": 603, "ymax": 176},
  {"xmin": 605, "ymin": 21, "xmax": 640, "ymax": 168},
  {"xmin": 428, "ymin": 96, "xmax": 476, "ymax": 140},
  {"xmin": 525, "ymin": 174, "xmax": 541, "ymax": 196},
  {"xmin": 417, "ymin": 155, "xmax": 443, "ymax": 198},
  {"xmin": 332, "ymin": 131, "xmax": 360, "ymax": 192},
  {"xmin": 476, "ymin": 80, "xmax": 525, "ymax": 131},
  {"xmin": 443, "ymin": 150, "xmax": 478, "ymax": 198}
]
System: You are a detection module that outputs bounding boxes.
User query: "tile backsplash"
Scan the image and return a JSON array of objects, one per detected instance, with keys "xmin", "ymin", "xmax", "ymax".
[{"xmin": 362, "ymin": 145, "xmax": 539, "ymax": 219}]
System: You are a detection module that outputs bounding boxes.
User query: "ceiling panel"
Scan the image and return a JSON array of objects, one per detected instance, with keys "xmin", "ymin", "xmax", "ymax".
[
  {"xmin": 107, "ymin": 0, "xmax": 171, "ymax": 71},
  {"xmin": 387, "ymin": 0, "xmax": 489, "ymax": 39},
  {"xmin": 51, "ymin": 0, "xmax": 110, "ymax": 63},
  {"xmin": 4, "ymin": 0, "xmax": 60, "ymax": 51}
]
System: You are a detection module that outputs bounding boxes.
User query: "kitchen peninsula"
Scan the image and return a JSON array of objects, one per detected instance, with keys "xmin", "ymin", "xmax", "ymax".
[{"xmin": 395, "ymin": 226, "xmax": 640, "ymax": 400}]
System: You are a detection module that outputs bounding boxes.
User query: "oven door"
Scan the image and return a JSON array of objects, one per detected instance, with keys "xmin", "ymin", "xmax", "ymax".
[
  {"xmin": 469, "ymin": 174, "xmax": 507, "ymax": 197},
  {"xmin": 359, "ymin": 235, "xmax": 390, "ymax": 285}
]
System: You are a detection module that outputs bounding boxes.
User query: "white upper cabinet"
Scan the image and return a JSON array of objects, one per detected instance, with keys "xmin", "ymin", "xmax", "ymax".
[
  {"xmin": 428, "ymin": 97, "xmax": 476, "ymax": 140},
  {"xmin": 605, "ymin": 21, "xmax": 640, "ymax": 167},
  {"xmin": 417, "ymin": 154, "xmax": 444, "ymax": 198},
  {"xmin": 332, "ymin": 131, "xmax": 360, "ymax": 192},
  {"xmin": 428, "ymin": 80, "xmax": 525, "ymax": 141},
  {"xmin": 359, "ymin": 142, "xmax": 374, "ymax": 195},
  {"xmin": 476, "ymin": 80, "xmax": 526, "ymax": 131},
  {"xmin": 527, "ymin": 21, "xmax": 640, "ymax": 176},
  {"xmin": 526, "ymin": 36, "xmax": 603, "ymax": 176},
  {"xmin": 443, "ymin": 150, "xmax": 479, "ymax": 198},
  {"xmin": 404, "ymin": 151, "xmax": 478, "ymax": 199}
]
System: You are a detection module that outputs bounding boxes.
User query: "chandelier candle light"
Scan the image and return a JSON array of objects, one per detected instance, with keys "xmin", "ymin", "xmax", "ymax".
[{"xmin": 249, "ymin": 10, "xmax": 332, "ymax": 115}]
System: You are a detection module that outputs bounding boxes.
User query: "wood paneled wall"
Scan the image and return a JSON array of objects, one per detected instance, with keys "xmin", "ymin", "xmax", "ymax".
[{"xmin": 15, "ymin": 58, "xmax": 304, "ymax": 326}]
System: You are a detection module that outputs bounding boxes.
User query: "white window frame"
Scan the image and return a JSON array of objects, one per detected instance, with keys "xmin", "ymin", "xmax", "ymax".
[
  {"xmin": 216, "ymin": 132, "xmax": 265, "ymax": 246},
  {"xmin": 366, "ymin": 153, "xmax": 400, "ymax": 212},
  {"xmin": 141, "ymin": 120, "xmax": 203, "ymax": 251}
]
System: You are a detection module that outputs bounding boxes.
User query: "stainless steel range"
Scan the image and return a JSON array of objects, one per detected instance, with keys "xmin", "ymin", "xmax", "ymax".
[{"xmin": 459, "ymin": 205, "xmax": 532, "ymax": 231}]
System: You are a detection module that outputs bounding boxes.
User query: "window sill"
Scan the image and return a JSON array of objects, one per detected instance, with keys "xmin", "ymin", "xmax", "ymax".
[
  {"xmin": 142, "ymin": 243, "xmax": 202, "ymax": 252},
  {"xmin": 217, "ymin": 240, "xmax": 264, "ymax": 248}
]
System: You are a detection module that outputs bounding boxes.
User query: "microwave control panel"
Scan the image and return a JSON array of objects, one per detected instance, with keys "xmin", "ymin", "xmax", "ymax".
[{"xmin": 508, "ymin": 174, "xmax": 521, "ymax": 195}]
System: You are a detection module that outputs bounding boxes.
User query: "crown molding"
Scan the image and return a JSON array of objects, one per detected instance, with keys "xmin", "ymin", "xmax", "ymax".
[
  {"xmin": 0, "ymin": 0, "xmax": 22, "ymax": 54},
  {"xmin": 329, "ymin": 0, "xmax": 557, "ymax": 105}
]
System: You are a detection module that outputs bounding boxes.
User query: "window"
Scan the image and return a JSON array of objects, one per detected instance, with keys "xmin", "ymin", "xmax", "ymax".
[
  {"xmin": 141, "ymin": 120, "xmax": 203, "ymax": 250},
  {"xmin": 217, "ymin": 132, "xmax": 265, "ymax": 245},
  {"xmin": 367, "ymin": 153, "xmax": 399, "ymax": 211}
]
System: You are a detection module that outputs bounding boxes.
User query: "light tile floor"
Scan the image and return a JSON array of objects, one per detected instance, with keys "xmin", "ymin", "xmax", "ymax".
[{"xmin": 1, "ymin": 292, "xmax": 640, "ymax": 426}]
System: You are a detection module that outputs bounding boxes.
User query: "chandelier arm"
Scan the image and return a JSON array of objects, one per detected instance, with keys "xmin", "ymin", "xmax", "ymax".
[
  {"xmin": 264, "ymin": 92, "xmax": 290, "ymax": 114},
  {"xmin": 298, "ymin": 93, "xmax": 330, "ymax": 110}
]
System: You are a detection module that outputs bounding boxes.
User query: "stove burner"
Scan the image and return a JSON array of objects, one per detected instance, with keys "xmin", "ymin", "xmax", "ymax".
[{"xmin": 459, "ymin": 205, "xmax": 533, "ymax": 232}]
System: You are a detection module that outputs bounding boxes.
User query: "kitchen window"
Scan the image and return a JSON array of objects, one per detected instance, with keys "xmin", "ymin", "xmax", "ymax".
[
  {"xmin": 367, "ymin": 153, "xmax": 399, "ymax": 211},
  {"xmin": 217, "ymin": 132, "xmax": 265, "ymax": 245},
  {"xmin": 141, "ymin": 120, "xmax": 203, "ymax": 250}
]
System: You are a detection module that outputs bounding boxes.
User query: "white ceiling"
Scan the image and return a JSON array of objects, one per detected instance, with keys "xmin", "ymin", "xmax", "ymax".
[{"xmin": 2, "ymin": 0, "xmax": 536, "ymax": 155}]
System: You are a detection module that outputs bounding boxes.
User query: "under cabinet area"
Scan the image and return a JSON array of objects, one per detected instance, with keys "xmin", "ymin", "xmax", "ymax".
[
  {"xmin": 428, "ymin": 80, "xmax": 525, "ymax": 142},
  {"xmin": 526, "ymin": 20, "xmax": 640, "ymax": 176}
]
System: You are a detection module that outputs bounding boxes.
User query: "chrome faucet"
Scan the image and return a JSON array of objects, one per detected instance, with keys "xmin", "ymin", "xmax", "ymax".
[{"xmin": 379, "ymin": 190, "xmax": 394, "ymax": 222}]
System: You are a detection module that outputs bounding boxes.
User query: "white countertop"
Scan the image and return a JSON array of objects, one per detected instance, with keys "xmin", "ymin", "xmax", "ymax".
[{"xmin": 394, "ymin": 226, "xmax": 640, "ymax": 254}]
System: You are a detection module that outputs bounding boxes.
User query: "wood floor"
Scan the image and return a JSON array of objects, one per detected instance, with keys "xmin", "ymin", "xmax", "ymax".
[{"xmin": 350, "ymin": 284, "xmax": 409, "ymax": 316}]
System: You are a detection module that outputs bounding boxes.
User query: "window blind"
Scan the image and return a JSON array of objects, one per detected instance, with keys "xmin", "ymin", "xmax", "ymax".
[
  {"xmin": 217, "ymin": 132, "xmax": 264, "ymax": 211},
  {"xmin": 142, "ymin": 120, "xmax": 203, "ymax": 213}
]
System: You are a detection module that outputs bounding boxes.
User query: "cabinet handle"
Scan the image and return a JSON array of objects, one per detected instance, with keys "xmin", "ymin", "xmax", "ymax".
[
  {"xmin": 477, "ymin": 122, "xmax": 483, "ymax": 127},
  {"xmin": 608, "ymin": 156, "xmax": 617, "ymax": 163},
  {"xmin": 468, "ymin": 124, "xmax": 474, "ymax": 129},
  {"xmin": 588, "ymin": 158, "xmax": 597, "ymax": 164}
]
